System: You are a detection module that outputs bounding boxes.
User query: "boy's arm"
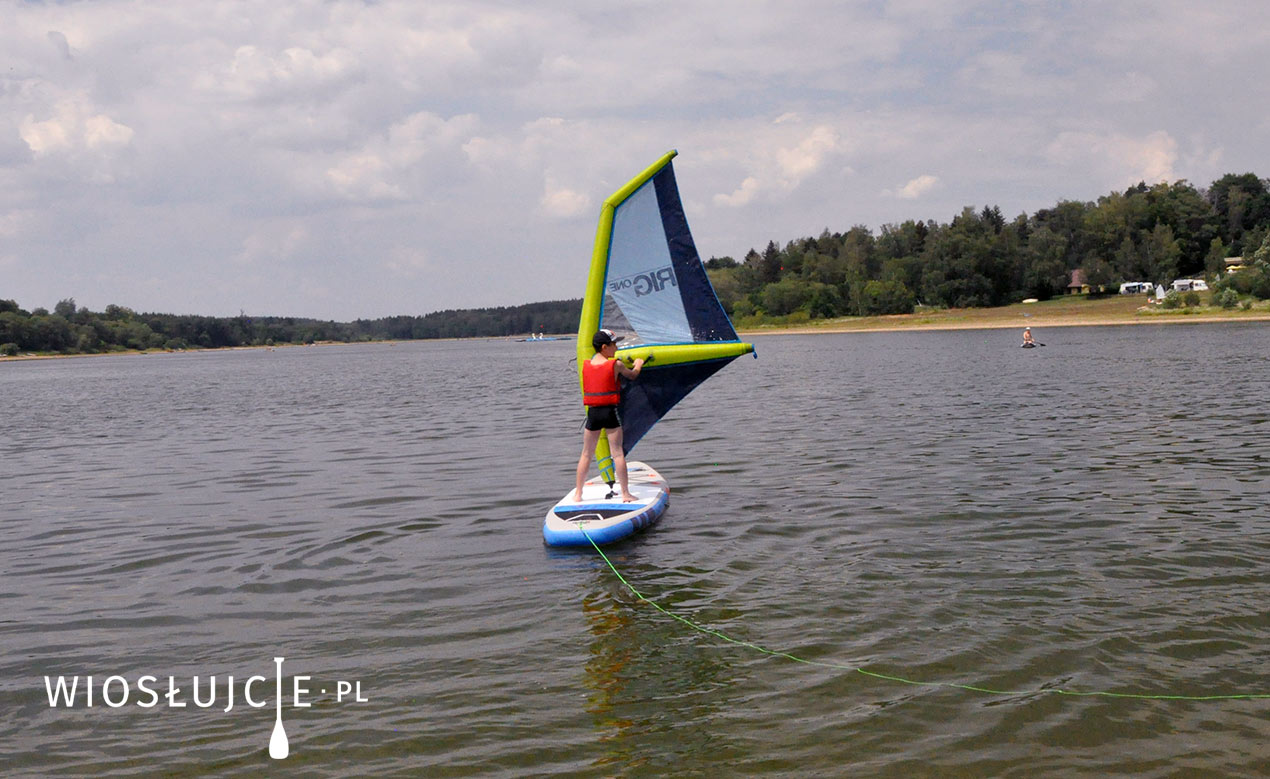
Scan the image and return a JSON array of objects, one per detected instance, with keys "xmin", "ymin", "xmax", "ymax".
[{"xmin": 616, "ymin": 358, "xmax": 644, "ymax": 379}]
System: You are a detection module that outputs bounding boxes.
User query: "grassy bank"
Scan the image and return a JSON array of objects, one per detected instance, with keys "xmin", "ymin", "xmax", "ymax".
[{"xmin": 737, "ymin": 294, "xmax": 1270, "ymax": 336}]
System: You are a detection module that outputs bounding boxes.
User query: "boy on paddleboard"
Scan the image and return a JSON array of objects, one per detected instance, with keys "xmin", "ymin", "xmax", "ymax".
[{"xmin": 574, "ymin": 328, "xmax": 645, "ymax": 502}]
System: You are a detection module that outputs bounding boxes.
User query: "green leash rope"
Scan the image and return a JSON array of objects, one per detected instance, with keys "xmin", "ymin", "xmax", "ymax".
[{"xmin": 582, "ymin": 531, "xmax": 1270, "ymax": 702}]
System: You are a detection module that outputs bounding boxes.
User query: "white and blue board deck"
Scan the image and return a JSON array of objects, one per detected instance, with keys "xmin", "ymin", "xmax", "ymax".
[{"xmin": 543, "ymin": 462, "xmax": 669, "ymax": 547}]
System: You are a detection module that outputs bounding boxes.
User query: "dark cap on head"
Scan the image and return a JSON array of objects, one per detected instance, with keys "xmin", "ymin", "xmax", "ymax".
[{"xmin": 592, "ymin": 328, "xmax": 623, "ymax": 350}]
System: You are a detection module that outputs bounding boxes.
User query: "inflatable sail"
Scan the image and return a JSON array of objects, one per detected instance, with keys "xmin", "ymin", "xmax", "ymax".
[{"xmin": 577, "ymin": 150, "xmax": 754, "ymax": 483}]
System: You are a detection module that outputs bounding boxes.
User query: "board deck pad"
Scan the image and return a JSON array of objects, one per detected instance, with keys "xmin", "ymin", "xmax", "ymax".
[{"xmin": 543, "ymin": 462, "xmax": 669, "ymax": 547}]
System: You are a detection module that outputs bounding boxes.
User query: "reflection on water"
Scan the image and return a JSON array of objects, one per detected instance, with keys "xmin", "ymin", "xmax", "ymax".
[
  {"xmin": 2, "ymin": 325, "xmax": 1269, "ymax": 775},
  {"xmin": 582, "ymin": 561, "xmax": 738, "ymax": 774}
]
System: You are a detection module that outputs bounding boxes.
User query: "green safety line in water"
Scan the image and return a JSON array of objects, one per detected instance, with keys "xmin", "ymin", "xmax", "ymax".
[{"xmin": 582, "ymin": 532, "xmax": 1270, "ymax": 702}]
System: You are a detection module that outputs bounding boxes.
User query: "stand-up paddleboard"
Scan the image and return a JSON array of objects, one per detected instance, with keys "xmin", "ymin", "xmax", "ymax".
[{"xmin": 543, "ymin": 462, "xmax": 668, "ymax": 547}]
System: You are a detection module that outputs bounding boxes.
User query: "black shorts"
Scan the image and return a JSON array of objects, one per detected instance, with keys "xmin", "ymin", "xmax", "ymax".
[{"xmin": 584, "ymin": 405, "xmax": 621, "ymax": 431}]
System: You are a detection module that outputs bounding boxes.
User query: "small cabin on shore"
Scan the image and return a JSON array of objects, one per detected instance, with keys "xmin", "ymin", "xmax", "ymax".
[{"xmin": 1067, "ymin": 269, "xmax": 1089, "ymax": 295}]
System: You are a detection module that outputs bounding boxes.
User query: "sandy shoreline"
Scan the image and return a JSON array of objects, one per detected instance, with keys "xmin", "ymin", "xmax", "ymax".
[{"xmin": 742, "ymin": 311, "xmax": 1270, "ymax": 336}]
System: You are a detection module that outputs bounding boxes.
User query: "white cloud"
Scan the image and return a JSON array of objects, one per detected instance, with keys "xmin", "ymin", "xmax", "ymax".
[
  {"xmin": 84, "ymin": 115, "xmax": 135, "ymax": 149},
  {"xmin": 325, "ymin": 153, "xmax": 401, "ymax": 201},
  {"xmin": 20, "ymin": 98, "xmax": 133, "ymax": 157},
  {"xmin": 461, "ymin": 136, "xmax": 504, "ymax": 167},
  {"xmin": 1045, "ymin": 130, "xmax": 1180, "ymax": 185},
  {"xmin": 776, "ymin": 126, "xmax": 840, "ymax": 182},
  {"xmin": 18, "ymin": 115, "xmax": 71, "ymax": 156},
  {"xmin": 712, "ymin": 123, "xmax": 843, "ymax": 208},
  {"xmin": 540, "ymin": 179, "xmax": 590, "ymax": 219},
  {"xmin": 893, "ymin": 174, "xmax": 939, "ymax": 199},
  {"xmin": 715, "ymin": 176, "xmax": 761, "ymax": 208},
  {"xmin": 201, "ymin": 45, "xmax": 360, "ymax": 101},
  {"xmin": 321, "ymin": 111, "xmax": 478, "ymax": 202}
]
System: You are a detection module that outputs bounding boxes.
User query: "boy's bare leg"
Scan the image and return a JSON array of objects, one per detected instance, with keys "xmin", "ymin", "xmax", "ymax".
[{"xmin": 573, "ymin": 428, "xmax": 601, "ymax": 501}]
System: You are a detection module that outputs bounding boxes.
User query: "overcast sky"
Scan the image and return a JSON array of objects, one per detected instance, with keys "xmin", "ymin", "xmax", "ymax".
[{"xmin": 4, "ymin": 1, "xmax": 1269, "ymax": 320}]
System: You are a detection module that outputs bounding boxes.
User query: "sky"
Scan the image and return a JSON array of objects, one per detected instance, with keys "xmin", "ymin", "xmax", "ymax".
[{"xmin": 3, "ymin": 0, "xmax": 1270, "ymax": 320}]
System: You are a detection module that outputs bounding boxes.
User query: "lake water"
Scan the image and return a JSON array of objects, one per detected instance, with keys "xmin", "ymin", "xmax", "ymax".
[{"xmin": 2, "ymin": 324, "xmax": 1268, "ymax": 776}]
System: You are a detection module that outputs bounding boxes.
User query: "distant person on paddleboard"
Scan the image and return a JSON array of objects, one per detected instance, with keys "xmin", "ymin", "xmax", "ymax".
[
  {"xmin": 574, "ymin": 328, "xmax": 645, "ymax": 502},
  {"xmin": 1022, "ymin": 327, "xmax": 1035, "ymax": 346}
]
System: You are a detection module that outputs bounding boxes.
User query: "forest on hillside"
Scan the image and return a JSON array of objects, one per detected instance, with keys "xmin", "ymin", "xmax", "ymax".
[
  {"xmin": 703, "ymin": 173, "xmax": 1270, "ymax": 320},
  {"xmin": 5, "ymin": 172, "xmax": 1270, "ymax": 356}
]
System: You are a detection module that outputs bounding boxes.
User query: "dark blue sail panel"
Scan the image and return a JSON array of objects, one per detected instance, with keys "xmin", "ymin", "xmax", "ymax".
[
  {"xmin": 651, "ymin": 163, "xmax": 738, "ymax": 343},
  {"xmin": 602, "ymin": 159, "xmax": 739, "ymax": 347},
  {"xmin": 617, "ymin": 358, "xmax": 738, "ymax": 454}
]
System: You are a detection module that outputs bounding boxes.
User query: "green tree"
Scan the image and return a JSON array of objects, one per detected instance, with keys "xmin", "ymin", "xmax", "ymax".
[
  {"xmin": 1081, "ymin": 257, "xmax": 1115, "ymax": 292},
  {"xmin": 759, "ymin": 240, "xmax": 782, "ymax": 283},
  {"xmin": 801, "ymin": 251, "xmax": 849, "ymax": 287},
  {"xmin": 806, "ymin": 283, "xmax": 842, "ymax": 318},
  {"xmin": 876, "ymin": 221, "xmax": 928, "ymax": 265},
  {"xmin": 840, "ymin": 225, "xmax": 878, "ymax": 278},
  {"xmin": 1204, "ymin": 238, "xmax": 1228, "ymax": 277},
  {"xmin": 1144, "ymin": 181, "xmax": 1214, "ymax": 276},
  {"xmin": 1208, "ymin": 173, "xmax": 1270, "ymax": 253},
  {"xmin": 759, "ymin": 277, "xmax": 825, "ymax": 316},
  {"xmin": 980, "ymin": 205, "xmax": 1005, "ymax": 234},
  {"xmin": 75, "ymin": 325, "xmax": 102, "ymax": 353},
  {"xmin": 705, "ymin": 256, "xmax": 738, "ymax": 269},
  {"xmin": 31, "ymin": 314, "xmax": 73, "ymax": 351},
  {"xmin": 856, "ymin": 279, "xmax": 916, "ymax": 315},
  {"xmin": 706, "ymin": 266, "xmax": 746, "ymax": 315},
  {"xmin": 1034, "ymin": 200, "xmax": 1093, "ymax": 269},
  {"xmin": 1140, "ymin": 223, "xmax": 1182, "ymax": 284},
  {"xmin": 0, "ymin": 312, "xmax": 31, "ymax": 349},
  {"xmin": 1022, "ymin": 225, "xmax": 1068, "ymax": 298},
  {"xmin": 918, "ymin": 209, "xmax": 996, "ymax": 307}
]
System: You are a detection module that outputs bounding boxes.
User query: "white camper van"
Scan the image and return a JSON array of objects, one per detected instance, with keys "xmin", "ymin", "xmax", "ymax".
[
  {"xmin": 1171, "ymin": 279, "xmax": 1209, "ymax": 292},
  {"xmin": 1119, "ymin": 282, "xmax": 1152, "ymax": 294}
]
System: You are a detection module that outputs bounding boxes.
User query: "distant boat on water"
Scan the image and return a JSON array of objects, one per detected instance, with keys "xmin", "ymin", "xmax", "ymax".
[{"xmin": 516, "ymin": 333, "xmax": 569, "ymax": 342}]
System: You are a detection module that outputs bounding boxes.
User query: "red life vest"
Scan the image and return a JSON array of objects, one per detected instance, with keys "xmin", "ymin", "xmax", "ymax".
[{"xmin": 582, "ymin": 358, "xmax": 620, "ymax": 406}]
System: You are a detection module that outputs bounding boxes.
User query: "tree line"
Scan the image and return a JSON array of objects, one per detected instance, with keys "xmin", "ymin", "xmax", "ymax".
[
  {"xmin": 0, "ymin": 298, "xmax": 581, "ymax": 355},
  {"xmin": 704, "ymin": 172, "xmax": 1270, "ymax": 321},
  {"xmin": 5, "ymin": 172, "xmax": 1270, "ymax": 356}
]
